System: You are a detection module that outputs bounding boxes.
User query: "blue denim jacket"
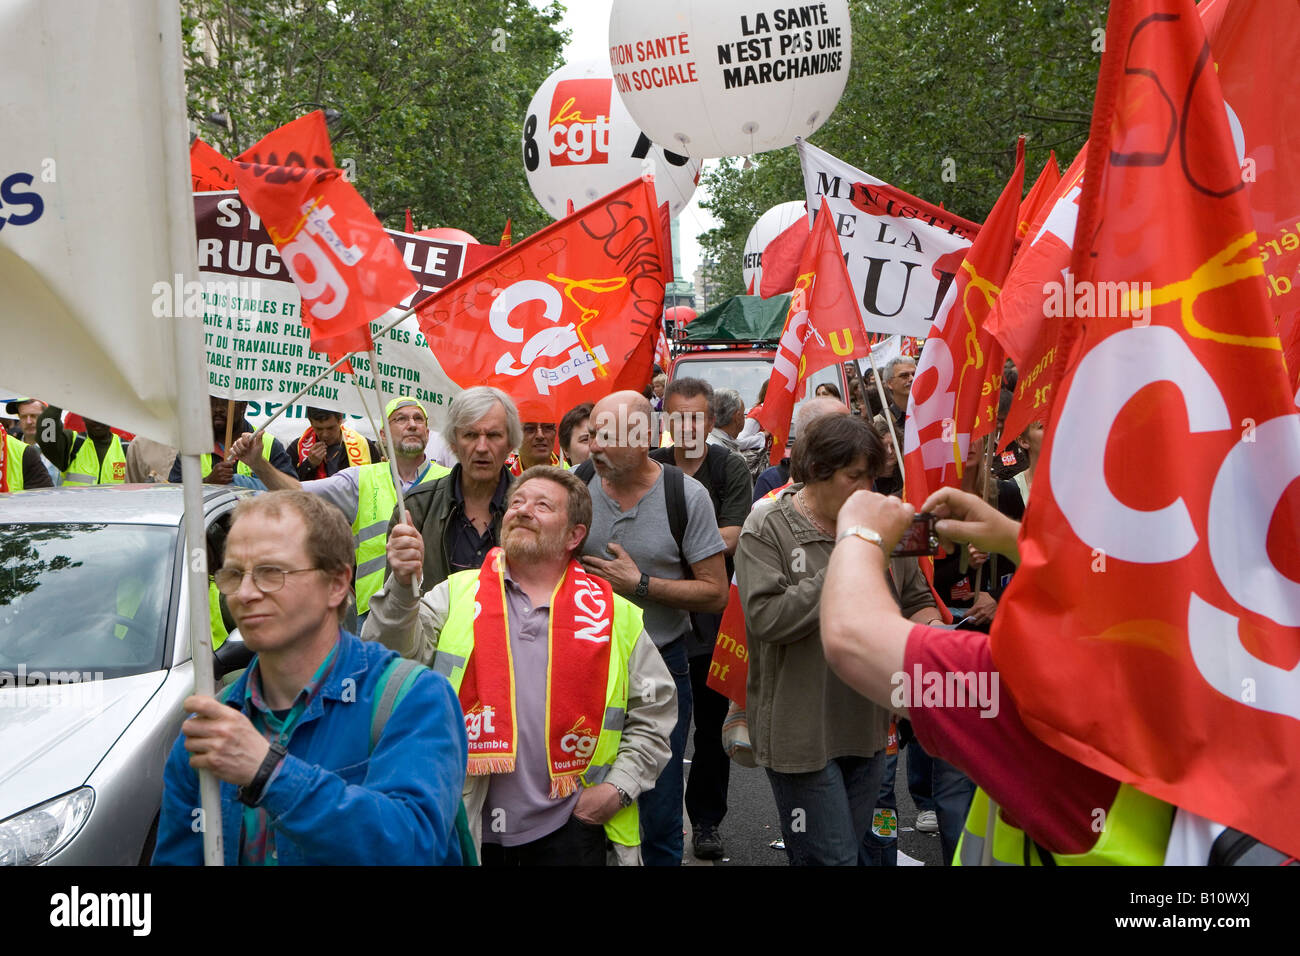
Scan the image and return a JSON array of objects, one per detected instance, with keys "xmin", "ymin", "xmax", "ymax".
[{"xmin": 152, "ymin": 630, "xmax": 467, "ymax": 865}]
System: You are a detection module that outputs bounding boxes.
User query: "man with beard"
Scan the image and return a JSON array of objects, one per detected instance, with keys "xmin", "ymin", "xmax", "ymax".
[
  {"xmin": 364, "ymin": 466, "xmax": 675, "ymax": 865},
  {"xmin": 230, "ymin": 397, "xmax": 450, "ymax": 622},
  {"xmin": 168, "ymin": 395, "xmax": 295, "ymax": 484}
]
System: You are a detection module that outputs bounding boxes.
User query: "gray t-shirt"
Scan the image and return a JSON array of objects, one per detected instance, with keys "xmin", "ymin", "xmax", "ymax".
[{"xmin": 582, "ymin": 464, "xmax": 725, "ymax": 647}]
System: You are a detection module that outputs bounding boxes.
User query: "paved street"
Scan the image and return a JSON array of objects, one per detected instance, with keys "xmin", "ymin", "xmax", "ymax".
[{"xmin": 683, "ymin": 735, "xmax": 946, "ymax": 867}]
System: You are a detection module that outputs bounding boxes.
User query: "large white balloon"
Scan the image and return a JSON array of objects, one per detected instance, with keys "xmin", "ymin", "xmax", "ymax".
[
  {"xmin": 523, "ymin": 59, "xmax": 703, "ymax": 220},
  {"xmin": 607, "ymin": 0, "xmax": 852, "ymax": 158},
  {"xmin": 742, "ymin": 200, "xmax": 806, "ymax": 293}
]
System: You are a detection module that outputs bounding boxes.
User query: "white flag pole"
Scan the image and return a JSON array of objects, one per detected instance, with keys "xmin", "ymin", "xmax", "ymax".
[
  {"xmin": 157, "ymin": 0, "xmax": 222, "ymax": 865},
  {"xmin": 866, "ymin": 348, "xmax": 906, "ymax": 487},
  {"xmin": 367, "ymin": 348, "xmax": 408, "ymax": 522},
  {"xmin": 251, "ymin": 304, "xmax": 421, "ymax": 436},
  {"xmin": 351, "ymin": 376, "xmax": 383, "ymax": 447}
]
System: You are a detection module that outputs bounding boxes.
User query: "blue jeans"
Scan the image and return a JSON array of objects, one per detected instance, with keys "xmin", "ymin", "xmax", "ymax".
[
  {"xmin": 931, "ymin": 756, "xmax": 975, "ymax": 865},
  {"xmin": 860, "ymin": 749, "xmax": 899, "ymax": 866},
  {"xmin": 638, "ymin": 637, "xmax": 692, "ymax": 866},
  {"xmin": 765, "ymin": 752, "xmax": 887, "ymax": 866}
]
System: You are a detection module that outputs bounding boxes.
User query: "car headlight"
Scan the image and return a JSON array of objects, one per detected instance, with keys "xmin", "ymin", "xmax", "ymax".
[{"xmin": 0, "ymin": 788, "xmax": 95, "ymax": 866}]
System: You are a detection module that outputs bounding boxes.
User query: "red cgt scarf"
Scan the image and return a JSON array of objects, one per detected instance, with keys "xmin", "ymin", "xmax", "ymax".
[
  {"xmin": 297, "ymin": 424, "xmax": 371, "ymax": 478},
  {"xmin": 460, "ymin": 548, "xmax": 614, "ymax": 797},
  {"xmin": 0, "ymin": 424, "xmax": 9, "ymax": 492}
]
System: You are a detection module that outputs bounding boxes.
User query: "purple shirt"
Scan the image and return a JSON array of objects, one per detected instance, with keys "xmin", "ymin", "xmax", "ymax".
[{"xmin": 480, "ymin": 572, "xmax": 581, "ymax": 846}]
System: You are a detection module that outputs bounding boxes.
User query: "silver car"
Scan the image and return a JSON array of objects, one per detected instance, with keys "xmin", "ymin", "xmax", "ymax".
[{"xmin": 0, "ymin": 484, "xmax": 254, "ymax": 865}]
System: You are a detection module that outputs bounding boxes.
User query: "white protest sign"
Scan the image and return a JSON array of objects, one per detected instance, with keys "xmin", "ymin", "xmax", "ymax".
[
  {"xmin": 194, "ymin": 192, "xmax": 466, "ymax": 431},
  {"xmin": 798, "ymin": 140, "xmax": 979, "ymax": 338}
]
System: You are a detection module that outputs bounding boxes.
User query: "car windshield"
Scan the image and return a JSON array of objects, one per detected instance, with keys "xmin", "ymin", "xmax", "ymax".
[
  {"xmin": 0, "ymin": 523, "xmax": 177, "ymax": 680},
  {"xmin": 671, "ymin": 355, "xmax": 843, "ymax": 412}
]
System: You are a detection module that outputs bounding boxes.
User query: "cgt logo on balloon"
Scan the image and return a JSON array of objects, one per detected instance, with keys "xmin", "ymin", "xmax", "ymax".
[{"xmin": 548, "ymin": 79, "xmax": 612, "ymax": 166}]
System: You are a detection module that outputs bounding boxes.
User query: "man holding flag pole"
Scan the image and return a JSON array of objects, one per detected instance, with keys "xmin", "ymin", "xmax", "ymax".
[{"xmin": 0, "ymin": 0, "xmax": 228, "ymax": 864}]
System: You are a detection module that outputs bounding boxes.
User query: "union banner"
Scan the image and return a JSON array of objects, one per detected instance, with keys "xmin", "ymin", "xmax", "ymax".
[
  {"xmin": 414, "ymin": 177, "xmax": 668, "ymax": 421},
  {"xmin": 992, "ymin": 0, "xmax": 1300, "ymax": 857}
]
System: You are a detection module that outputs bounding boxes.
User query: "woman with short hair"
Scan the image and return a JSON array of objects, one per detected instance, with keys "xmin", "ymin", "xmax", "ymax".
[{"xmin": 735, "ymin": 415, "xmax": 941, "ymax": 865}]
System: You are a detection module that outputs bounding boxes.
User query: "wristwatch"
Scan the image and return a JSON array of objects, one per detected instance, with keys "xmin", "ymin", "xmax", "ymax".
[
  {"xmin": 238, "ymin": 740, "xmax": 287, "ymax": 807},
  {"xmin": 614, "ymin": 785, "xmax": 634, "ymax": 809},
  {"xmin": 837, "ymin": 525, "xmax": 889, "ymax": 554},
  {"xmin": 635, "ymin": 572, "xmax": 650, "ymax": 598}
]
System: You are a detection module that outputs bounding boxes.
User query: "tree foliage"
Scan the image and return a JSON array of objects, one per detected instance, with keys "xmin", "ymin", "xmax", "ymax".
[
  {"xmin": 699, "ymin": 0, "xmax": 1109, "ymax": 299},
  {"xmin": 182, "ymin": 0, "xmax": 568, "ymax": 240}
]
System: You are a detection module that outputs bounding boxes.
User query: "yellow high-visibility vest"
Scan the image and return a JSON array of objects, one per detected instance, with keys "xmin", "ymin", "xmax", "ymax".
[
  {"xmin": 434, "ymin": 568, "xmax": 645, "ymax": 847},
  {"xmin": 63, "ymin": 434, "xmax": 127, "ymax": 486},
  {"xmin": 954, "ymin": 784, "xmax": 1174, "ymax": 866},
  {"xmin": 352, "ymin": 461, "xmax": 446, "ymax": 615}
]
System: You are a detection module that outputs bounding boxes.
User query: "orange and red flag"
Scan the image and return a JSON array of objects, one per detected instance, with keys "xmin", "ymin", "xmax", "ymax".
[
  {"xmin": 414, "ymin": 178, "xmax": 668, "ymax": 421},
  {"xmin": 902, "ymin": 141, "xmax": 1025, "ymax": 507},
  {"xmin": 755, "ymin": 198, "xmax": 873, "ymax": 463},
  {"xmin": 706, "ymin": 578, "xmax": 749, "ymax": 706},
  {"xmin": 231, "ymin": 113, "xmax": 417, "ymax": 360},
  {"xmin": 991, "ymin": 0, "xmax": 1300, "ymax": 857},
  {"xmin": 984, "ymin": 150, "xmax": 1085, "ymax": 451},
  {"xmin": 190, "ymin": 138, "xmax": 238, "ymax": 193}
]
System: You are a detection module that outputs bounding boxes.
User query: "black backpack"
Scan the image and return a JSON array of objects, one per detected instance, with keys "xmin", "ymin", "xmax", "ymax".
[
  {"xmin": 573, "ymin": 457, "xmax": 722, "ymax": 653},
  {"xmin": 572, "ymin": 458, "xmax": 694, "ymax": 572}
]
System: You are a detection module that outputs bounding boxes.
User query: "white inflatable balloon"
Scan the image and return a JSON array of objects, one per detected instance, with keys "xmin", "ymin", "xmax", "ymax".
[
  {"xmin": 523, "ymin": 59, "xmax": 703, "ymax": 220},
  {"xmin": 607, "ymin": 0, "xmax": 852, "ymax": 158},
  {"xmin": 742, "ymin": 200, "xmax": 806, "ymax": 293}
]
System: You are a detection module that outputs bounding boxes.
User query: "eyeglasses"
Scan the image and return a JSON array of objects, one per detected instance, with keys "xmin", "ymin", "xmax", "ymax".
[
  {"xmin": 522, "ymin": 423, "xmax": 557, "ymax": 434},
  {"xmin": 213, "ymin": 565, "xmax": 321, "ymax": 595},
  {"xmin": 389, "ymin": 413, "xmax": 426, "ymax": 426}
]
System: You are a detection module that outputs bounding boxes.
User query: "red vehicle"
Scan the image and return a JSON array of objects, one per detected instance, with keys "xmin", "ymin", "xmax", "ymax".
[{"xmin": 666, "ymin": 294, "xmax": 860, "ymax": 417}]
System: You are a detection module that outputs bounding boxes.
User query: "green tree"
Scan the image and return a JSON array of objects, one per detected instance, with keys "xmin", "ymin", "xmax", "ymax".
[
  {"xmin": 700, "ymin": 0, "xmax": 1109, "ymax": 299},
  {"xmin": 183, "ymin": 0, "xmax": 567, "ymax": 240}
]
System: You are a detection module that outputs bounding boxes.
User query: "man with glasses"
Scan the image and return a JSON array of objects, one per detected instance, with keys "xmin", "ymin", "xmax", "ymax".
[
  {"xmin": 872, "ymin": 357, "xmax": 917, "ymax": 437},
  {"xmin": 506, "ymin": 419, "xmax": 567, "ymax": 475},
  {"xmin": 230, "ymin": 397, "xmax": 450, "ymax": 623},
  {"xmin": 152, "ymin": 490, "xmax": 467, "ymax": 865}
]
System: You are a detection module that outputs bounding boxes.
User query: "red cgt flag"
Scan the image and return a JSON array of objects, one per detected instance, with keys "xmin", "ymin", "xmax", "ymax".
[
  {"xmin": 984, "ymin": 149, "xmax": 1086, "ymax": 452},
  {"xmin": 232, "ymin": 112, "xmax": 417, "ymax": 359},
  {"xmin": 902, "ymin": 141, "xmax": 1025, "ymax": 507},
  {"xmin": 991, "ymin": 0, "xmax": 1300, "ymax": 857},
  {"xmin": 706, "ymin": 578, "xmax": 749, "ymax": 707},
  {"xmin": 414, "ymin": 178, "xmax": 668, "ymax": 422},
  {"xmin": 755, "ymin": 198, "xmax": 873, "ymax": 464}
]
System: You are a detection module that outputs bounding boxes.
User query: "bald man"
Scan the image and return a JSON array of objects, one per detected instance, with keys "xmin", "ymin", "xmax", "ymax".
[
  {"xmin": 574, "ymin": 390, "xmax": 728, "ymax": 866},
  {"xmin": 753, "ymin": 396, "xmax": 850, "ymax": 500}
]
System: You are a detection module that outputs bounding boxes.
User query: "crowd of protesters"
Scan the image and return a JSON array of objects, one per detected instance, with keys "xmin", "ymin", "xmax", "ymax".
[{"xmin": 5, "ymin": 344, "xmax": 1279, "ymax": 869}]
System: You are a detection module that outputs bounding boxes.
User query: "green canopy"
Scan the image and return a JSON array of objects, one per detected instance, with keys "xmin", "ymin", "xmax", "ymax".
[{"xmin": 680, "ymin": 294, "xmax": 791, "ymax": 342}]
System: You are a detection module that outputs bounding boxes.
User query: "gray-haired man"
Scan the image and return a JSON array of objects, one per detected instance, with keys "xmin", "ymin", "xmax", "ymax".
[
  {"xmin": 873, "ymin": 357, "xmax": 917, "ymax": 436},
  {"xmin": 391, "ymin": 386, "xmax": 523, "ymax": 589}
]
